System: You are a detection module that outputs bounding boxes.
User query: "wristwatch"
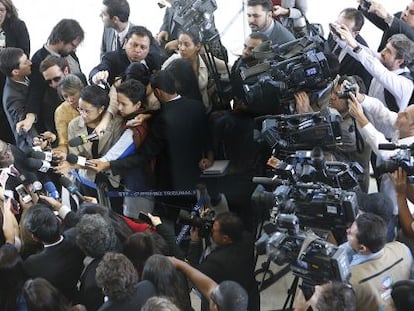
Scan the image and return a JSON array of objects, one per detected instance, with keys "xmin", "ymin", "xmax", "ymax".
[{"xmin": 353, "ymin": 45, "xmax": 362, "ymax": 53}]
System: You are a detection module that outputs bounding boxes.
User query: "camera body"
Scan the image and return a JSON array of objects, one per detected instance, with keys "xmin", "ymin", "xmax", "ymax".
[
  {"xmin": 239, "ymin": 36, "xmax": 337, "ymax": 115},
  {"xmin": 360, "ymin": 0, "xmax": 372, "ymax": 11},
  {"xmin": 178, "ymin": 209, "xmax": 215, "ymax": 238},
  {"xmin": 376, "ymin": 146, "xmax": 414, "ymax": 181},
  {"xmin": 265, "ymin": 214, "xmax": 351, "ymax": 285}
]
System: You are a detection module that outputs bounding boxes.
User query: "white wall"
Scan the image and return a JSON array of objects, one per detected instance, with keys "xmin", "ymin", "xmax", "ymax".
[{"xmin": 12, "ymin": 0, "xmax": 404, "ymax": 75}]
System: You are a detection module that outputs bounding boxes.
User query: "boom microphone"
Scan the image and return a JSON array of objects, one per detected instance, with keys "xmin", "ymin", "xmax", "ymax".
[
  {"xmin": 68, "ymin": 132, "xmax": 99, "ymax": 147},
  {"xmin": 66, "ymin": 154, "xmax": 97, "ymax": 167},
  {"xmin": 59, "ymin": 176, "xmax": 85, "ymax": 203}
]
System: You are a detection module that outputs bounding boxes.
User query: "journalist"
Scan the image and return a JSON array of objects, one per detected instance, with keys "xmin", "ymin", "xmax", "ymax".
[
  {"xmin": 340, "ymin": 212, "xmax": 412, "ymax": 311},
  {"xmin": 186, "ymin": 212, "xmax": 259, "ymax": 311}
]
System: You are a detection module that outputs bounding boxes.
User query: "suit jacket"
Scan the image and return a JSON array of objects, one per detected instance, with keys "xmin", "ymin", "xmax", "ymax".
[
  {"xmin": 111, "ymin": 96, "xmax": 209, "ymax": 192},
  {"xmin": 89, "ymin": 46, "xmax": 161, "ymax": 86},
  {"xmin": 3, "ymin": 18, "xmax": 30, "ymax": 55},
  {"xmin": 23, "ymin": 235, "xmax": 84, "ymax": 302},
  {"xmin": 361, "ymin": 9, "xmax": 414, "ymax": 51},
  {"xmin": 100, "ymin": 22, "xmax": 136, "ymax": 59},
  {"xmin": 266, "ymin": 20, "xmax": 296, "ymax": 45},
  {"xmin": 2, "ymin": 77, "xmax": 37, "ymax": 150},
  {"xmin": 97, "ymin": 280, "xmax": 156, "ymax": 311},
  {"xmin": 187, "ymin": 232, "xmax": 259, "ymax": 311},
  {"xmin": 327, "ymin": 34, "xmax": 372, "ymax": 90},
  {"xmin": 75, "ymin": 258, "xmax": 104, "ymax": 311}
]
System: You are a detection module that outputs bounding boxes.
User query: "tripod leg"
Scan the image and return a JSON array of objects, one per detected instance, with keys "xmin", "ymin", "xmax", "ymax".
[{"xmin": 282, "ymin": 276, "xmax": 300, "ymax": 311}]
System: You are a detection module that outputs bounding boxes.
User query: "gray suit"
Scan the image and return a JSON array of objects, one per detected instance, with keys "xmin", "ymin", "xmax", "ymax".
[
  {"xmin": 2, "ymin": 77, "xmax": 37, "ymax": 151},
  {"xmin": 100, "ymin": 22, "xmax": 135, "ymax": 59},
  {"xmin": 265, "ymin": 20, "xmax": 295, "ymax": 46}
]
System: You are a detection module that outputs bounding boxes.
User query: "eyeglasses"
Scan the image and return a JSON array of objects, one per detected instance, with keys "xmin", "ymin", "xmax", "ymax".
[
  {"xmin": 77, "ymin": 107, "xmax": 97, "ymax": 115},
  {"xmin": 45, "ymin": 76, "xmax": 62, "ymax": 85}
]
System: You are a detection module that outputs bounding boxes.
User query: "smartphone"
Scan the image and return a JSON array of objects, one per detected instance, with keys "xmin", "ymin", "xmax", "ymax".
[
  {"xmin": 329, "ymin": 23, "xmax": 342, "ymax": 39},
  {"xmin": 360, "ymin": 0, "xmax": 371, "ymax": 11},
  {"xmin": 16, "ymin": 184, "xmax": 32, "ymax": 204},
  {"xmin": 138, "ymin": 212, "xmax": 152, "ymax": 225},
  {"xmin": 4, "ymin": 190, "xmax": 20, "ymax": 214}
]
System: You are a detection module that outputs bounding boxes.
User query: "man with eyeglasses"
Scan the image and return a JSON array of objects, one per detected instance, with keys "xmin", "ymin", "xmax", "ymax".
[
  {"xmin": 18, "ymin": 19, "xmax": 85, "ymax": 135},
  {"xmin": 247, "ymin": 0, "xmax": 295, "ymax": 46}
]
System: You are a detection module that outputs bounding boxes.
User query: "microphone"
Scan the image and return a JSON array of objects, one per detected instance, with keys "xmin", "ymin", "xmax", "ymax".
[
  {"xmin": 68, "ymin": 133, "xmax": 99, "ymax": 147},
  {"xmin": 44, "ymin": 181, "xmax": 60, "ymax": 200},
  {"xmin": 30, "ymin": 150, "xmax": 53, "ymax": 162},
  {"xmin": 32, "ymin": 181, "xmax": 43, "ymax": 195},
  {"xmin": 252, "ymin": 176, "xmax": 284, "ymax": 185},
  {"xmin": 66, "ymin": 154, "xmax": 97, "ymax": 167},
  {"xmin": 26, "ymin": 158, "xmax": 51, "ymax": 173},
  {"xmin": 59, "ymin": 176, "xmax": 85, "ymax": 203},
  {"xmin": 378, "ymin": 143, "xmax": 399, "ymax": 150}
]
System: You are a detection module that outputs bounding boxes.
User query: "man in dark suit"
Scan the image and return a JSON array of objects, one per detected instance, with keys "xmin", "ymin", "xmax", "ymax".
[
  {"xmin": 187, "ymin": 212, "xmax": 260, "ymax": 311},
  {"xmin": 90, "ymin": 25, "xmax": 161, "ymax": 86},
  {"xmin": 23, "ymin": 206, "xmax": 84, "ymax": 302},
  {"xmin": 328, "ymin": 8, "xmax": 372, "ymax": 90},
  {"xmin": 0, "ymin": 47, "xmax": 37, "ymax": 151},
  {"xmin": 359, "ymin": 1, "xmax": 414, "ymax": 52}
]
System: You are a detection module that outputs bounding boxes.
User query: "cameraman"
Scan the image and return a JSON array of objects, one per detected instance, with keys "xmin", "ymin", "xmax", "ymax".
[
  {"xmin": 294, "ymin": 75, "xmax": 371, "ymax": 192},
  {"xmin": 341, "ymin": 212, "xmax": 412, "ymax": 311},
  {"xmin": 186, "ymin": 212, "xmax": 259, "ymax": 311}
]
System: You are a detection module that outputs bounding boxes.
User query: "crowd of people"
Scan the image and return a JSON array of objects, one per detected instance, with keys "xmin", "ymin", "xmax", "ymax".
[{"xmin": 1, "ymin": 0, "xmax": 414, "ymax": 310}]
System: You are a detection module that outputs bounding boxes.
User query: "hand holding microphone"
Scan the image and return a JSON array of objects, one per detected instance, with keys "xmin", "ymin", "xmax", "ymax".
[
  {"xmin": 68, "ymin": 132, "xmax": 99, "ymax": 147},
  {"xmin": 66, "ymin": 154, "xmax": 98, "ymax": 168}
]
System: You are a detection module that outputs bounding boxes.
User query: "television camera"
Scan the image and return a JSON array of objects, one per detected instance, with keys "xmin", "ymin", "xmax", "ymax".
[
  {"xmin": 256, "ymin": 214, "xmax": 351, "ymax": 301},
  {"xmin": 240, "ymin": 36, "xmax": 339, "ymax": 115},
  {"xmin": 257, "ymin": 107, "xmax": 343, "ymax": 159},
  {"xmin": 376, "ymin": 142, "xmax": 414, "ymax": 182},
  {"xmin": 171, "ymin": 0, "xmax": 218, "ymax": 43},
  {"xmin": 252, "ymin": 149, "xmax": 359, "ymax": 243}
]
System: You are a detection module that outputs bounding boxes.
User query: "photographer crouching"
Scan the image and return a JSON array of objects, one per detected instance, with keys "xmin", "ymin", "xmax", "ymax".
[{"xmin": 186, "ymin": 212, "xmax": 260, "ymax": 311}]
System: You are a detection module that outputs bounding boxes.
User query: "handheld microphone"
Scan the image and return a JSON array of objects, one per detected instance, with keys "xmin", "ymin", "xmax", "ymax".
[
  {"xmin": 44, "ymin": 181, "xmax": 60, "ymax": 200},
  {"xmin": 59, "ymin": 176, "xmax": 85, "ymax": 203},
  {"xmin": 32, "ymin": 181, "xmax": 43, "ymax": 195},
  {"xmin": 30, "ymin": 150, "xmax": 53, "ymax": 162},
  {"xmin": 66, "ymin": 154, "xmax": 98, "ymax": 167},
  {"xmin": 68, "ymin": 133, "xmax": 99, "ymax": 147},
  {"xmin": 26, "ymin": 158, "xmax": 51, "ymax": 173}
]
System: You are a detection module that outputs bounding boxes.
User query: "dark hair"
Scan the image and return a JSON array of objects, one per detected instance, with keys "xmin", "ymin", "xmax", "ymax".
[
  {"xmin": 339, "ymin": 8, "xmax": 365, "ymax": 31},
  {"xmin": 48, "ymin": 19, "xmax": 84, "ymax": 45},
  {"xmin": 116, "ymin": 79, "xmax": 147, "ymax": 107},
  {"xmin": 76, "ymin": 214, "xmax": 117, "ymax": 258},
  {"xmin": 95, "ymin": 252, "xmax": 138, "ymax": 301},
  {"xmin": 337, "ymin": 74, "xmax": 366, "ymax": 94},
  {"xmin": 142, "ymin": 296, "xmax": 180, "ymax": 311},
  {"xmin": 165, "ymin": 58, "xmax": 202, "ymax": 101},
  {"xmin": 150, "ymin": 70, "xmax": 177, "ymax": 95},
  {"xmin": 392, "ymin": 280, "xmax": 414, "ymax": 311},
  {"xmin": 248, "ymin": 31, "xmax": 269, "ymax": 42},
  {"xmin": 355, "ymin": 213, "xmax": 387, "ymax": 253},
  {"xmin": 103, "ymin": 0, "xmax": 130, "ymax": 22},
  {"xmin": 214, "ymin": 212, "xmax": 244, "ymax": 243},
  {"xmin": 0, "ymin": 47, "xmax": 24, "ymax": 76},
  {"xmin": 357, "ymin": 192, "xmax": 394, "ymax": 241},
  {"xmin": 0, "ymin": 244, "xmax": 26, "ymax": 311},
  {"xmin": 316, "ymin": 282, "xmax": 356, "ymax": 311},
  {"xmin": 142, "ymin": 255, "xmax": 192, "ymax": 311},
  {"xmin": 123, "ymin": 232, "xmax": 166, "ymax": 278},
  {"xmin": 23, "ymin": 278, "xmax": 71, "ymax": 311},
  {"xmin": 178, "ymin": 29, "xmax": 201, "ymax": 46},
  {"xmin": 124, "ymin": 62, "xmax": 151, "ymax": 86},
  {"xmin": 212, "ymin": 281, "xmax": 248, "ymax": 311},
  {"xmin": 388, "ymin": 34, "xmax": 414, "ymax": 68},
  {"xmin": 39, "ymin": 55, "xmax": 67, "ymax": 73},
  {"xmin": 80, "ymin": 85, "xmax": 109, "ymax": 109},
  {"xmin": 125, "ymin": 25, "xmax": 153, "ymax": 46},
  {"xmin": 0, "ymin": 0, "xmax": 18, "ymax": 20},
  {"xmin": 25, "ymin": 206, "xmax": 60, "ymax": 244},
  {"xmin": 247, "ymin": 0, "xmax": 273, "ymax": 11}
]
